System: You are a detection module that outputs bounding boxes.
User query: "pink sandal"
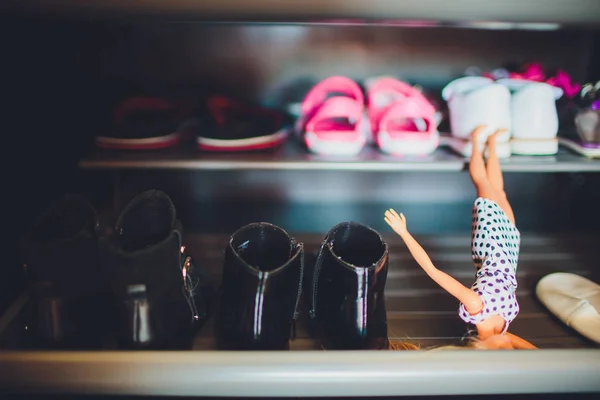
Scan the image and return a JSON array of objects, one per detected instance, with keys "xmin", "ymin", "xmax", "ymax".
[
  {"xmin": 295, "ymin": 76, "xmax": 367, "ymax": 156},
  {"xmin": 368, "ymin": 78, "xmax": 439, "ymax": 155}
]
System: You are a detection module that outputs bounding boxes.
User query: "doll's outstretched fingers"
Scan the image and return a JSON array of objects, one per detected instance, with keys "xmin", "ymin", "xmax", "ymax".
[
  {"xmin": 384, "ymin": 209, "xmax": 395, "ymax": 222},
  {"xmin": 384, "ymin": 209, "xmax": 399, "ymax": 225},
  {"xmin": 384, "ymin": 211, "xmax": 394, "ymax": 226},
  {"xmin": 384, "ymin": 209, "xmax": 408, "ymax": 235},
  {"xmin": 387, "ymin": 208, "xmax": 401, "ymax": 219}
]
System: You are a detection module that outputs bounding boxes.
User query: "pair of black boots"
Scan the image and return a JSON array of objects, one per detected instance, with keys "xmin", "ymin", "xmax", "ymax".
[
  {"xmin": 217, "ymin": 221, "xmax": 389, "ymax": 350},
  {"xmin": 20, "ymin": 190, "xmax": 211, "ymax": 349}
]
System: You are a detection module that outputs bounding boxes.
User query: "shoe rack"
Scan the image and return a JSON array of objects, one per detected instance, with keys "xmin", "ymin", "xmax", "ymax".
[
  {"xmin": 2, "ymin": 2, "xmax": 600, "ymax": 398},
  {"xmin": 80, "ymin": 139, "xmax": 600, "ymax": 172}
]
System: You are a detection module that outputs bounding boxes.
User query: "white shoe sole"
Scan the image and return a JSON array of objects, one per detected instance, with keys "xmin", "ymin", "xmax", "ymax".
[
  {"xmin": 440, "ymin": 135, "xmax": 511, "ymax": 158},
  {"xmin": 304, "ymin": 131, "xmax": 366, "ymax": 156},
  {"xmin": 559, "ymin": 138, "xmax": 600, "ymax": 158},
  {"xmin": 197, "ymin": 129, "xmax": 288, "ymax": 151},
  {"xmin": 510, "ymin": 138, "xmax": 558, "ymax": 155},
  {"xmin": 378, "ymin": 131, "xmax": 440, "ymax": 156},
  {"xmin": 95, "ymin": 132, "xmax": 180, "ymax": 149}
]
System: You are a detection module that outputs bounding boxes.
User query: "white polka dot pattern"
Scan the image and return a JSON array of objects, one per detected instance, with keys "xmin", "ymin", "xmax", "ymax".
[{"xmin": 458, "ymin": 197, "xmax": 520, "ymax": 332}]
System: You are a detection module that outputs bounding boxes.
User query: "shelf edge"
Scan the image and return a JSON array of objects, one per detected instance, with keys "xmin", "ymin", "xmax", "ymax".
[{"xmin": 1, "ymin": 350, "xmax": 599, "ymax": 396}]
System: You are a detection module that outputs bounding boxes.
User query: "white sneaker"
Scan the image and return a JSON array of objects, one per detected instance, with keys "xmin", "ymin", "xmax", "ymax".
[
  {"xmin": 442, "ymin": 77, "xmax": 512, "ymax": 158},
  {"xmin": 497, "ymin": 79, "xmax": 563, "ymax": 155}
]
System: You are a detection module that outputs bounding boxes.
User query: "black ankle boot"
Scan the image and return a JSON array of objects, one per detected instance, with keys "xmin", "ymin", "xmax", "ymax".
[
  {"xmin": 306, "ymin": 222, "xmax": 389, "ymax": 350},
  {"xmin": 100, "ymin": 190, "xmax": 212, "ymax": 349},
  {"xmin": 216, "ymin": 222, "xmax": 304, "ymax": 350},
  {"xmin": 21, "ymin": 195, "xmax": 105, "ymax": 348}
]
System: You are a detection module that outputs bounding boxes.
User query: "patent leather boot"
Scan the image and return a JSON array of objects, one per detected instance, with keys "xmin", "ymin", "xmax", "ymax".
[
  {"xmin": 216, "ymin": 222, "xmax": 304, "ymax": 350},
  {"xmin": 306, "ymin": 222, "xmax": 389, "ymax": 350},
  {"xmin": 100, "ymin": 190, "xmax": 212, "ymax": 349},
  {"xmin": 21, "ymin": 195, "xmax": 105, "ymax": 348}
]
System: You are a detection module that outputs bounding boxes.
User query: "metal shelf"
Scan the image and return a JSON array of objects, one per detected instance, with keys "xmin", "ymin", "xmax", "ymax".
[
  {"xmin": 3, "ymin": 0, "xmax": 600, "ymax": 26},
  {"xmin": 1, "ymin": 233, "xmax": 599, "ymax": 397},
  {"xmin": 0, "ymin": 350, "xmax": 598, "ymax": 397},
  {"xmin": 78, "ymin": 139, "xmax": 600, "ymax": 172}
]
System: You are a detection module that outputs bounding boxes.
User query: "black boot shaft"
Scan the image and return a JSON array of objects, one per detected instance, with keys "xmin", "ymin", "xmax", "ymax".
[
  {"xmin": 21, "ymin": 195, "xmax": 104, "ymax": 348},
  {"xmin": 217, "ymin": 222, "xmax": 304, "ymax": 350},
  {"xmin": 22, "ymin": 195, "xmax": 100, "ymax": 296},
  {"xmin": 101, "ymin": 230, "xmax": 185, "ymax": 306},
  {"xmin": 101, "ymin": 190, "xmax": 210, "ymax": 349},
  {"xmin": 309, "ymin": 222, "xmax": 389, "ymax": 350}
]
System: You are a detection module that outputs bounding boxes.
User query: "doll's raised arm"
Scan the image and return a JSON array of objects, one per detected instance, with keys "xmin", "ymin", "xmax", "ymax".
[{"xmin": 385, "ymin": 209, "xmax": 483, "ymax": 314}]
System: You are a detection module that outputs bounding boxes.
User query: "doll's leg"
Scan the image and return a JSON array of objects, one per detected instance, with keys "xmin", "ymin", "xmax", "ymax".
[
  {"xmin": 469, "ymin": 126, "xmax": 497, "ymax": 201},
  {"xmin": 486, "ymin": 131, "xmax": 516, "ymax": 224},
  {"xmin": 485, "ymin": 130, "xmax": 505, "ymax": 192}
]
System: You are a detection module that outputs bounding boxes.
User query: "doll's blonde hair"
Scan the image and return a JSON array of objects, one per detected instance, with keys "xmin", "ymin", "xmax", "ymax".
[{"xmin": 388, "ymin": 335, "xmax": 487, "ymax": 351}]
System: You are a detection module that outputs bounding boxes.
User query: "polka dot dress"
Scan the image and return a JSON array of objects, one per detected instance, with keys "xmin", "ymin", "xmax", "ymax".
[{"xmin": 459, "ymin": 197, "xmax": 521, "ymax": 332}]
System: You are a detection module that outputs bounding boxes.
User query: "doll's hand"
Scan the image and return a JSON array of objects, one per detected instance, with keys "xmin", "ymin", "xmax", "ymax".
[{"xmin": 385, "ymin": 209, "xmax": 408, "ymax": 236}]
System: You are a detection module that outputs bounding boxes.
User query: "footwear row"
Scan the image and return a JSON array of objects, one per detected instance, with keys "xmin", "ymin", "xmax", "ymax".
[
  {"xmin": 293, "ymin": 76, "xmax": 439, "ymax": 156},
  {"xmin": 21, "ymin": 191, "xmax": 212, "ymax": 349},
  {"xmin": 445, "ymin": 64, "xmax": 597, "ymax": 158},
  {"xmin": 95, "ymin": 95, "xmax": 289, "ymax": 153},
  {"xmin": 95, "ymin": 78, "xmax": 439, "ymax": 156},
  {"xmin": 93, "ymin": 65, "xmax": 598, "ymax": 158},
  {"xmin": 20, "ymin": 191, "xmax": 390, "ymax": 351},
  {"xmin": 442, "ymin": 74, "xmax": 563, "ymax": 157}
]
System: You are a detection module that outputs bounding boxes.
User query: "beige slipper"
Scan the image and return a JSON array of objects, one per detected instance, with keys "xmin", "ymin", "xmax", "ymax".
[{"xmin": 536, "ymin": 273, "xmax": 600, "ymax": 344}]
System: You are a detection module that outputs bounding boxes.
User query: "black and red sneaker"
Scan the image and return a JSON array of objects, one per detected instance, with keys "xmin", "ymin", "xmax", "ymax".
[
  {"xmin": 95, "ymin": 97, "xmax": 182, "ymax": 150},
  {"xmin": 196, "ymin": 95, "xmax": 288, "ymax": 152}
]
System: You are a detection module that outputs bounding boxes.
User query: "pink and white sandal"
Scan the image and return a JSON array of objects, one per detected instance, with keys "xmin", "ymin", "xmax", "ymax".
[
  {"xmin": 295, "ymin": 76, "xmax": 367, "ymax": 156},
  {"xmin": 367, "ymin": 78, "xmax": 439, "ymax": 156}
]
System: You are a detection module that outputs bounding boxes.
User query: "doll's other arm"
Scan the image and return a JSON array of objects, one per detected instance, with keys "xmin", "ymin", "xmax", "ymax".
[
  {"xmin": 399, "ymin": 231, "xmax": 483, "ymax": 314},
  {"xmin": 505, "ymin": 332, "xmax": 538, "ymax": 349}
]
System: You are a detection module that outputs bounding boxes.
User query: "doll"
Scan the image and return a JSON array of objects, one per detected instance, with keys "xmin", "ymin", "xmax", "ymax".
[{"xmin": 385, "ymin": 125, "xmax": 537, "ymax": 350}]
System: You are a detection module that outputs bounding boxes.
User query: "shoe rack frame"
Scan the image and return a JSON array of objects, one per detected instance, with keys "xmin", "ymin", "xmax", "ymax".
[{"xmin": 2, "ymin": 1, "xmax": 600, "ymax": 397}]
